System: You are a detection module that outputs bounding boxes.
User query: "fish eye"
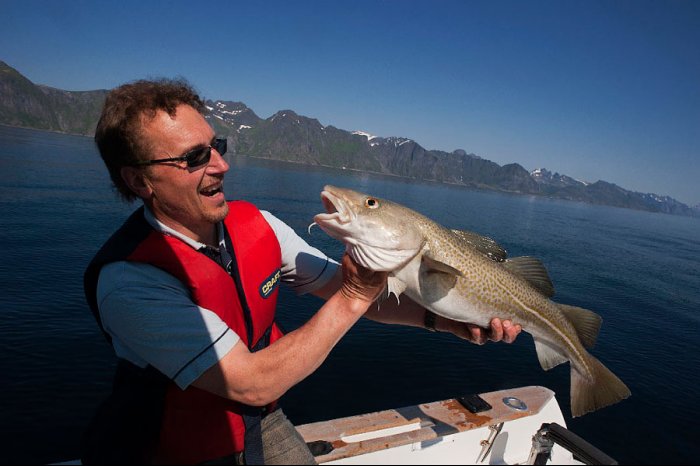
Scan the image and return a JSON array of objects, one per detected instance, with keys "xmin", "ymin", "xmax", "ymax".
[{"xmin": 365, "ymin": 197, "xmax": 380, "ymax": 209}]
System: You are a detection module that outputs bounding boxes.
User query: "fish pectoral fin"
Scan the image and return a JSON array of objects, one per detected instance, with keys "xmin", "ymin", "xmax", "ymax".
[
  {"xmin": 450, "ymin": 229, "xmax": 508, "ymax": 262},
  {"xmin": 421, "ymin": 253, "xmax": 464, "ymax": 277},
  {"xmin": 387, "ymin": 276, "xmax": 407, "ymax": 304},
  {"xmin": 533, "ymin": 337, "xmax": 569, "ymax": 371},
  {"xmin": 557, "ymin": 304, "xmax": 602, "ymax": 349},
  {"xmin": 501, "ymin": 256, "xmax": 555, "ymax": 298},
  {"xmin": 375, "ymin": 285, "xmax": 390, "ymax": 309}
]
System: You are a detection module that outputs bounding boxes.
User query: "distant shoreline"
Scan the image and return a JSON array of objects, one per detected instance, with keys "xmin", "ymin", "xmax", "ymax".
[
  {"xmin": 234, "ymin": 154, "xmax": 700, "ymax": 219},
  {"xmin": 1, "ymin": 124, "xmax": 696, "ymax": 218},
  {"xmin": 0, "ymin": 123, "xmax": 92, "ymax": 139}
]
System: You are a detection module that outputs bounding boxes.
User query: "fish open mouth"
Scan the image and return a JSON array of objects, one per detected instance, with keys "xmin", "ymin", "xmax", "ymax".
[
  {"xmin": 308, "ymin": 189, "xmax": 355, "ymax": 237},
  {"xmin": 322, "ymin": 192, "xmax": 337, "ymax": 214},
  {"xmin": 316, "ymin": 190, "xmax": 353, "ymax": 224}
]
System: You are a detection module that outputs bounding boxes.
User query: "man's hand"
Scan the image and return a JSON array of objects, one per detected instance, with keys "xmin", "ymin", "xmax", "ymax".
[
  {"xmin": 338, "ymin": 253, "xmax": 388, "ymax": 304},
  {"xmin": 437, "ymin": 316, "xmax": 522, "ymax": 345}
]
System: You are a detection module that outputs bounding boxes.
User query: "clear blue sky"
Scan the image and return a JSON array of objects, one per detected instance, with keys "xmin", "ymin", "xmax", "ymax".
[{"xmin": 2, "ymin": 0, "xmax": 699, "ymax": 205}]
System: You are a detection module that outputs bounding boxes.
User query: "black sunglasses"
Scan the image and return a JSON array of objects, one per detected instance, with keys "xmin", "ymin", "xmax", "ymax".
[{"xmin": 134, "ymin": 138, "xmax": 227, "ymax": 168}]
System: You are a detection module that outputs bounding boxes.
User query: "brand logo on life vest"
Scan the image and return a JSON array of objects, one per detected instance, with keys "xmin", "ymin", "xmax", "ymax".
[{"xmin": 259, "ymin": 268, "xmax": 281, "ymax": 298}]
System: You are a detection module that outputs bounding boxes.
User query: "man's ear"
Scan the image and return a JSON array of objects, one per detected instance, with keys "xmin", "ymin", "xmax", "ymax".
[{"xmin": 121, "ymin": 166, "xmax": 153, "ymax": 199}]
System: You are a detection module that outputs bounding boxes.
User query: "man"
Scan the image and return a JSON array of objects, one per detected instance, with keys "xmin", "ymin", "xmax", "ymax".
[{"xmin": 83, "ymin": 79, "xmax": 521, "ymax": 465}]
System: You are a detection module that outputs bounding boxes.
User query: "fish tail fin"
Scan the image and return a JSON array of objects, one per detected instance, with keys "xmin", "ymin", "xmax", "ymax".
[{"xmin": 570, "ymin": 355, "xmax": 631, "ymax": 417}]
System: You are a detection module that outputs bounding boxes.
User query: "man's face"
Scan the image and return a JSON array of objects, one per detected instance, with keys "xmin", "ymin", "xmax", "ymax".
[{"xmin": 139, "ymin": 104, "xmax": 230, "ymax": 243}]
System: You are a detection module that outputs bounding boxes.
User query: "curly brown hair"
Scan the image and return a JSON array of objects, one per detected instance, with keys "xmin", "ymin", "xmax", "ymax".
[{"xmin": 95, "ymin": 78, "xmax": 205, "ymax": 202}]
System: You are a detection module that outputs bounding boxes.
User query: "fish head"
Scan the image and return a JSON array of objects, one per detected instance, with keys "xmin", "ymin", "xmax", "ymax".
[{"xmin": 313, "ymin": 185, "xmax": 425, "ymax": 271}]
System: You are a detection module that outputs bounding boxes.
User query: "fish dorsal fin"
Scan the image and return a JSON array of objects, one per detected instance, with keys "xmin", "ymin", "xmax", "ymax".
[
  {"xmin": 557, "ymin": 303, "xmax": 602, "ymax": 349},
  {"xmin": 533, "ymin": 337, "xmax": 569, "ymax": 370},
  {"xmin": 450, "ymin": 229, "xmax": 507, "ymax": 262},
  {"xmin": 422, "ymin": 252, "xmax": 464, "ymax": 277},
  {"xmin": 501, "ymin": 256, "xmax": 555, "ymax": 298}
]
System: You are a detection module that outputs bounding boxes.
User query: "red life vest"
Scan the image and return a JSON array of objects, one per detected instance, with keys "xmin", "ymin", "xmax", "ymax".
[{"xmin": 84, "ymin": 201, "xmax": 284, "ymax": 464}]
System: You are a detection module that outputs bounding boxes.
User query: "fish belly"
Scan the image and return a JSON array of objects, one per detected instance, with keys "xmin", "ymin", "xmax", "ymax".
[
  {"xmin": 393, "ymin": 259, "xmax": 499, "ymax": 328},
  {"xmin": 408, "ymin": 285, "xmax": 493, "ymax": 328}
]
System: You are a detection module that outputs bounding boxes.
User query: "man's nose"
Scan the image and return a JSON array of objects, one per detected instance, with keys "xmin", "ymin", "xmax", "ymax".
[{"xmin": 207, "ymin": 145, "xmax": 230, "ymax": 173}]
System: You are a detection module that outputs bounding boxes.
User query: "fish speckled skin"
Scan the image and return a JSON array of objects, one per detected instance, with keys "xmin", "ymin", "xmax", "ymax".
[{"xmin": 313, "ymin": 185, "xmax": 630, "ymax": 417}]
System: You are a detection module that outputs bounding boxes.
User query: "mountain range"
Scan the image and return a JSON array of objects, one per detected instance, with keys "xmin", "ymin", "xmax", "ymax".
[{"xmin": 1, "ymin": 60, "xmax": 697, "ymax": 217}]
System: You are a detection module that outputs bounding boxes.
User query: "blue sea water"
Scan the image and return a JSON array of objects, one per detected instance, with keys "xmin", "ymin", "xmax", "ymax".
[{"xmin": 0, "ymin": 125, "xmax": 699, "ymax": 464}]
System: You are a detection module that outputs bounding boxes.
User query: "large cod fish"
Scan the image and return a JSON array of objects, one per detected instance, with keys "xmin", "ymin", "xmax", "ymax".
[{"xmin": 312, "ymin": 185, "xmax": 630, "ymax": 417}]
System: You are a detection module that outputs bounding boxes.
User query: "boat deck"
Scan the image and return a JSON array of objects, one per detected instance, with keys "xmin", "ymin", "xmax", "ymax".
[{"xmin": 297, "ymin": 385, "xmax": 565, "ymax": 464}]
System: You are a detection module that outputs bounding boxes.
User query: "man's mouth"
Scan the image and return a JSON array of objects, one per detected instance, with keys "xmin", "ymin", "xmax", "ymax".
[{"xmin": 200, "ymin": 183, "xmax": 223, "ymax": 197}]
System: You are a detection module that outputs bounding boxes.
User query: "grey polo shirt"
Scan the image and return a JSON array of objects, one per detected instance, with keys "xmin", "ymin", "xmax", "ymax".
[{"xmin": 96, "ymin": 207, "xmax": 338, "ymax": 389}]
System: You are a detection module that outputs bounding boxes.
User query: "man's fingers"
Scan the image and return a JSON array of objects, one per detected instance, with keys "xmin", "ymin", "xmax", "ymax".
[
  {"xmin": 447, "ymin": 317, "xmax": 522, "ymax": 345},
  {"xmin": 489, "ymin": 318, "xmax": 504, "ymax": 342},
  {"xmin": 466, "ymin": 323, "xmax": 486, "ymax": 345},
  {"xmin": 339, "ymin": 253, "xmax": 387, "ymax": 303},
  {"xmin": 502, "ymin": 321, "xmax": 522, "ymax": 344}
]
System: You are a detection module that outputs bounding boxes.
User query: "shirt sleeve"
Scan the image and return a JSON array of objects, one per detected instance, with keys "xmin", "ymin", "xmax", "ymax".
[
  {"xmin": 96, "ymin": 261, "xmax": 240, "ymax": 390},
  {"xmin": 261, "ymin": 210, "xmax": 339, "ymax": 295}
]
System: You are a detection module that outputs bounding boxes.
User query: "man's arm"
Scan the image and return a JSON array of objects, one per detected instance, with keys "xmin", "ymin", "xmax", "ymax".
[
  {"xmin": 192, "ymin": 254, "xmax": 387, "ymax": 406},
  {"xmin": 311, "ymin": 267, "xmax": 522, "ymax": 345}
]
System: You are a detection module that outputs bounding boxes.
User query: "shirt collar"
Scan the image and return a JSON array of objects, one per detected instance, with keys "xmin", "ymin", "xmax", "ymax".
[{"xmin": 142, "ymin": 206, "xmax": 226, "ymax": 251}]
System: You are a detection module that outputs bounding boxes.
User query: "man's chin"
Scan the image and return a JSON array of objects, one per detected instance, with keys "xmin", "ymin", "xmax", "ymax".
[{"xmin": 204, "ymin": 201, "xmax": 229, "ymax": 224}]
